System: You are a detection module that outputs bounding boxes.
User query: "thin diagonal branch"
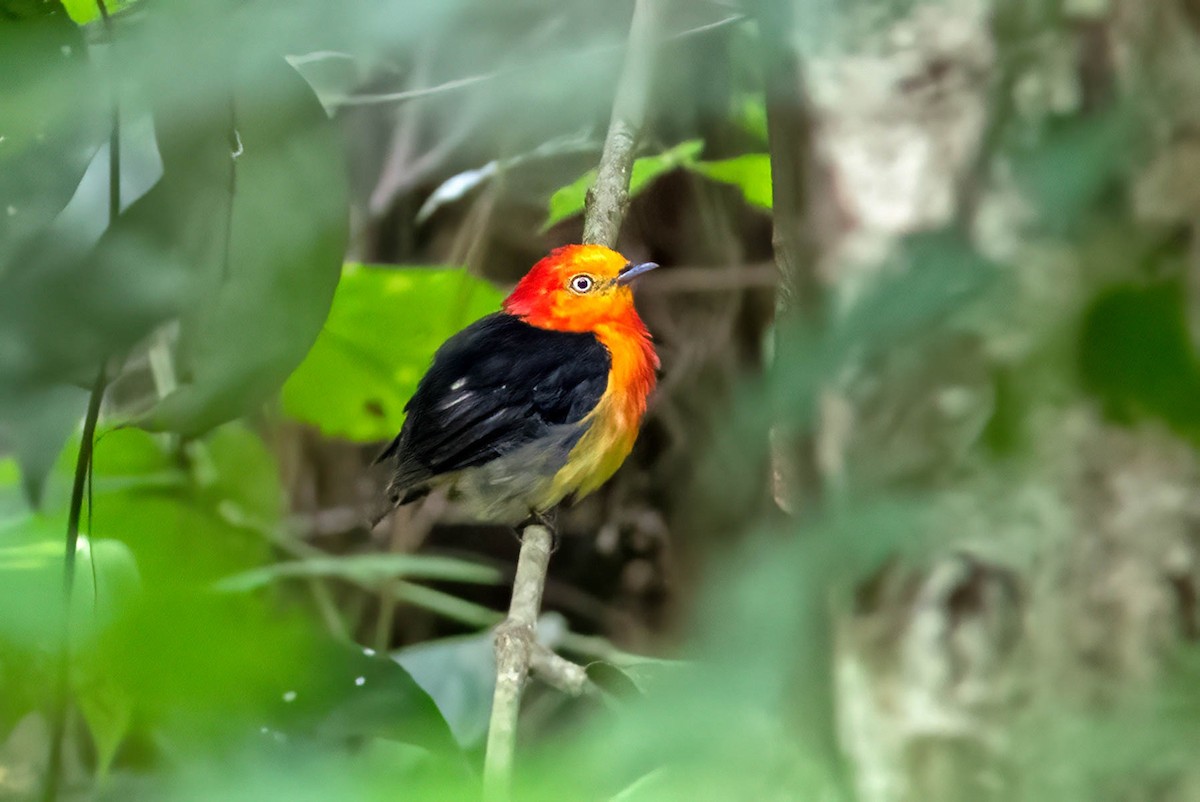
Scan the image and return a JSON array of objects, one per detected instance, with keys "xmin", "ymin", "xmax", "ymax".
[{"xmin": 481, "ymin": 1, "xmax": 663, "ymax": 799}]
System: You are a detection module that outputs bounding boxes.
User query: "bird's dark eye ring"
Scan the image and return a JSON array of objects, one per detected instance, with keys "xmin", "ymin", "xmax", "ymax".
[{"xmin": 569, "ymin": 274, "xmax": 594, "ymax": 293}]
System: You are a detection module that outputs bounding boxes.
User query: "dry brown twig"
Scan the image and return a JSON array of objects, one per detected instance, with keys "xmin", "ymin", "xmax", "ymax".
[{"xmin": 481, "ymin": 0, "xmax": 664, "ymax": 798}]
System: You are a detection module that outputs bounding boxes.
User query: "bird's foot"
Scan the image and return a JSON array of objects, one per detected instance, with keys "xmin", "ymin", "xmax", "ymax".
[{"xmin": 516, "ymin": 508, "xmax": 560, "ymax": 552}]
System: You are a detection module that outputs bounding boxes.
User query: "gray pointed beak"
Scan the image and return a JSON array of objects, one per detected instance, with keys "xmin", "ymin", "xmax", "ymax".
[{"xmin": 616, "ymin": 261, "xmax": 659, "ymax": 285}]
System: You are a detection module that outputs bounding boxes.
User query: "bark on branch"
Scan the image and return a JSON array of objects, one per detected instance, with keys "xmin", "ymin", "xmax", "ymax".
[{"xmin": 481, "ymin": 2, "xmax": 662, "ymax": 798}]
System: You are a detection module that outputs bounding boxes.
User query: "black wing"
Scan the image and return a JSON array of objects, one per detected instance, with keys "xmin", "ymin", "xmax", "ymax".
[{"xmin": 378, "ymin": 313, "xmax": 610, "ymax": 498}]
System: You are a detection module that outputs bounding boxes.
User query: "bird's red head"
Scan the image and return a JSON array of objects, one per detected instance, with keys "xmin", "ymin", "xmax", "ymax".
[{"xmin": 503, "ymin": 245, "xmax": 659, "ymax": 335}]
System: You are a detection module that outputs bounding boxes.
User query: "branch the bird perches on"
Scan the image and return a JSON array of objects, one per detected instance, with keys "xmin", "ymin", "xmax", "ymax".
[{"xmin": 480, "ymin": 0, "xmax": 663, "ymax": 798}]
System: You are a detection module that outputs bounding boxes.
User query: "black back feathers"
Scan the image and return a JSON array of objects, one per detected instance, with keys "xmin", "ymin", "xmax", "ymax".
[{"xmin": 378, "ymin": 313, "xmax": 611, "ymax": 502}]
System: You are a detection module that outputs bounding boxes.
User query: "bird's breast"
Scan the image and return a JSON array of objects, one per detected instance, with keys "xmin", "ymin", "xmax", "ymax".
[{"xmin": 545, "ymin": 323, "xmax": 657, "ymax": 502}]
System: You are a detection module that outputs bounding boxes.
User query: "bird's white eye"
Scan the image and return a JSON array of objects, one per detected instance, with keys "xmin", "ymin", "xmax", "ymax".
[{"xmin": 568, "ymin": 274, "xmax": 595, "ymax": 294}]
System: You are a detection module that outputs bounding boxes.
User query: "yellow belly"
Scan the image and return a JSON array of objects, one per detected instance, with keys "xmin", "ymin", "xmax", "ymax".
[{"xmin": 540, "ymin": 393, "xmax": 637, "ymax": 507}]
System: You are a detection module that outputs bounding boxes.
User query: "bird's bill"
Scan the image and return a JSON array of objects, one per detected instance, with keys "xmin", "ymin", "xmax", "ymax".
[{"xmin": 616, "ymin": 261, "xmax": 660, "ymax": 285}]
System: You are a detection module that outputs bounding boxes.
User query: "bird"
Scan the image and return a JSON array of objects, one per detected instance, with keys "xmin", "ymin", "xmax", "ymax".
[{"xmin": 375, "ymin": 244, "xmax": 660, "ymax": 526}]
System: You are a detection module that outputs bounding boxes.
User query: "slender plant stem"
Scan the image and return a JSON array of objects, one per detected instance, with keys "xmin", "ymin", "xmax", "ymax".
[
  {"xmin": 43, "ymin": 5, "xmax": 117, "ymax": 798},
  {"xmin": 42, "ymin": 367, "xmax": 107, "ymax": 802},
  {"xmin": 480, "ymin": 2, "xmax": 662, "ymax": 799}
]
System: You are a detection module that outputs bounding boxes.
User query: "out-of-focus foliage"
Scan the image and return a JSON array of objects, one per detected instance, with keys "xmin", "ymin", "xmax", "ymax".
[
  {"xmin": 545, "ymin": 140, "xmax": 705, "ymax": 230},
  {"xmin": 0, "ymin": 6, "xmax": 107, "ymax": 503},
  {"xmin": 60, "ymin": 0, "xmax": 133, "ymax": 25},
  {"xmin": 282, "ymin": 264, "xmax": 504, "ymax": 442},
  {"xmin": 691, "ymin": 153, "xmax": 772, "ymax": 209},
  {"xmin": 134, "ymin": 56, "xmax": 349, "ymax": 436},
  {"xmin": 544, "ymin": 139, "xmax": 772, "ymax": 229}
]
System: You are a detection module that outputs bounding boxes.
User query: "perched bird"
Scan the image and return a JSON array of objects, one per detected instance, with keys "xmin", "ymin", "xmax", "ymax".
[{"xmin": 376, "ymin": 244, "xmax": 660, "ymax": 525}]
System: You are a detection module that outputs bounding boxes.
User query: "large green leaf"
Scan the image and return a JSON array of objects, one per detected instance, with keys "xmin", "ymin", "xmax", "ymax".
[
  {"xmin": 136, "ymin": 55, "xmax": 349, "ymax": 435},
  {"xmin": 543, "ymin": 139, "xmax": 704, "ymax": 230},
  {"xmin": 0, "ymin": 6, "xmax": 108, "ymax": 502},
  {"xmin": 281, "ymin": 264, "xmax": 504, "ymax": 442}
]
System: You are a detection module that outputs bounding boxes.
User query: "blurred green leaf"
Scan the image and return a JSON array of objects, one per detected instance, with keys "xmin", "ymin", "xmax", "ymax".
[
  {"xmin": 60, "ymin": 0, "xmax": 135, "ymax": 25},
  {"xmin": 0, "ymin": 530, "xmax": 140, "ymax": 746},
  {"xmin": 544, "ymin": 139, "xmax": 703, "ymax": 230},
  {"xmin": 70, "ymin": 537, "xmax": 142, "ymax": 645},
  {"xmin": 732, "ymin": 92, "xmax": 768, "ymax": 144},
  {"xmin": 138, "ymin": 56, "xmax": 349, "ymax": 435},
  {"xmin": 215, "ymin": 553, "xmax": 501, "ymax": 593},
  {"xmin": 394, "ymin": 629, "xmax": 497, "ymax": 748},
  {"xmin": 1011, "ymin": 109, "xmax": 1132, "ymax": 234},
  {"xmin": 282, "ymin": 264, "xmax": 504, "ymax": 442},
  {"xmin": 0, "ymin": 7, "xmax": 111, "ymax": 503},
  {"xmin": 0, "ymin": 533, "xmax": 138, "ymax": 651},
  {"xmin": 1079, "ymin": 280, "xmax": 1200, "ymax": 436},
  {"xmin": 0, "ymin": 384, "xmax": 86, "ymax": 507},
  {"xmin": 77, "ymin": 672, "xmax": 134, "ymax": 780},
  {"xmin": 271, "ymin": 640, "xmax": 460, "ymax": 755},
  {"xmin": 75, "ymin": 425, "xmax": 276, "ymax": 584},
  {"xmin": 689, "ymin": 153, "xmax": 772, "ymax": 209},
  {"xmin": 0, "ymin": 6, "xmax": 106, "ymax": 271}
]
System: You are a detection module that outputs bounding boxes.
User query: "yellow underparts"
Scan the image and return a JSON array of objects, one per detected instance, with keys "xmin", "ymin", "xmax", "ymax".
[{"xmin": 540, "ymin": 323, "xmax": 654, "ymax": 508}]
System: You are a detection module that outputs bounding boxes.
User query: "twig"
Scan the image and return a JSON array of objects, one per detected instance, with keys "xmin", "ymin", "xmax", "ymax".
[
  {"xmin": 482, "ymin": 3, "xmax": 662, "ymax": 798},
  {"xmin": 529, "ymin": 642, "xmax": 591, "ymax": 696},
  {"xmin": 331, "ymin": 72, "xmax": 495, "ymax": 107}
]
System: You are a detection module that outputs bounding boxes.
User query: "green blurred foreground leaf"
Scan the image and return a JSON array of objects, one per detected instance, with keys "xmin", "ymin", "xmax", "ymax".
[
  {"xmin": 138, "ymin": 56, "xmax": 349, "ymax": 435},
  {"xmin": 282, "ymin": 264, "xmax": 504, "ymax": 441},
  {"xmin": 0, "ymin": 6, "xmax": 105, "ymax": 272},
  {"xmin": 0, "ymin": 7, "xmax": 106, "ymax": 502}
]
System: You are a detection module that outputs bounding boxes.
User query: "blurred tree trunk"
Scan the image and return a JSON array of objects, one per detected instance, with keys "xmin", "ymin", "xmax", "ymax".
[{"xmin": 776, "ymin": 0, "xmax": 1200, "ymax": 800}]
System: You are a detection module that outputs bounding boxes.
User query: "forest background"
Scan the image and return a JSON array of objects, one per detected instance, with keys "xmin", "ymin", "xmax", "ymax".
[{"xmin": 4, "ymin": 0, "xmax": 1200, "ymax": 799}]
